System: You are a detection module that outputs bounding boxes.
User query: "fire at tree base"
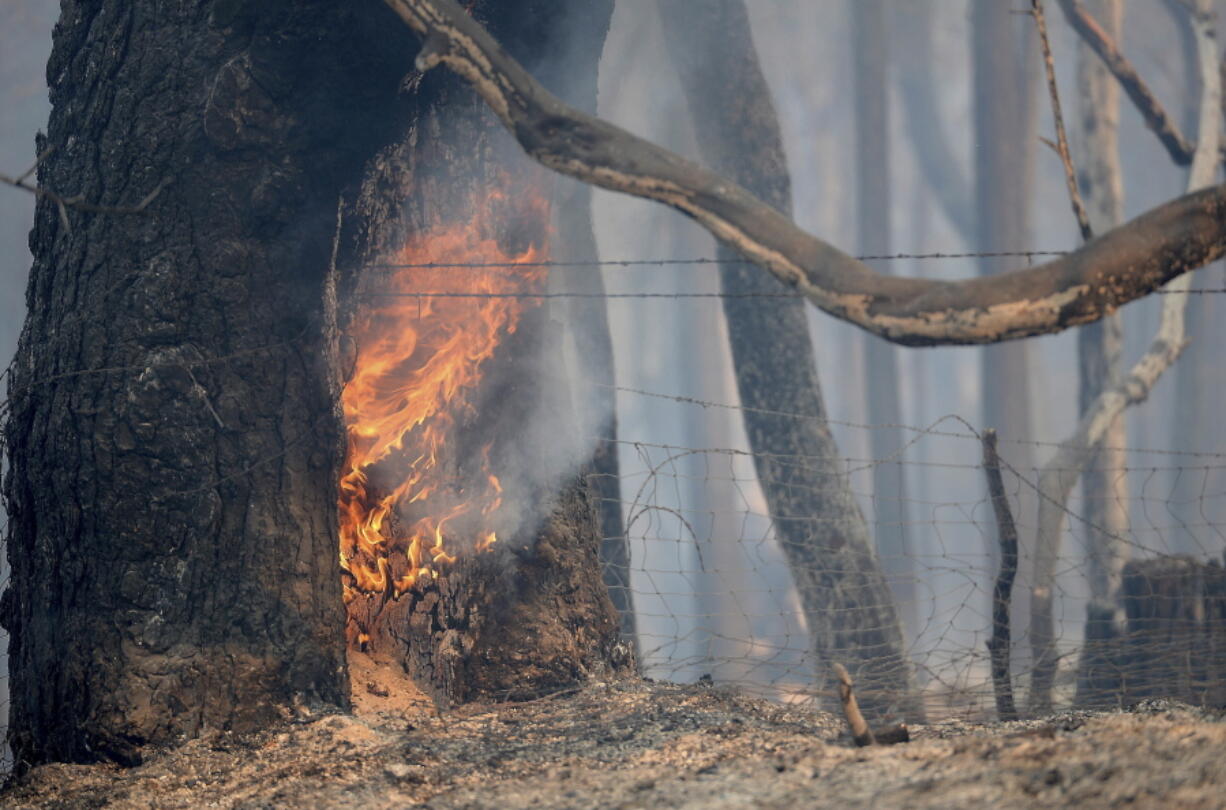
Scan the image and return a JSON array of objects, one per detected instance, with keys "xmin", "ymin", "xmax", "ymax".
[{"xmin": 338, "ymin": 109, "xmax": 632, "ymax": 703}]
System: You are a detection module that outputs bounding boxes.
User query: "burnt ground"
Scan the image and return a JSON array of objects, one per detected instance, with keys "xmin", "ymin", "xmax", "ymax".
[{"xmin": 4, "ymin": 661, "xmax": 1226, "ymax": 809}]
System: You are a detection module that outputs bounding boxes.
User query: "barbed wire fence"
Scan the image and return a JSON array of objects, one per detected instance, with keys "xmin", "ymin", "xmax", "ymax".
[{"xmin": 0, "ymin": 250, "xmax": 1224, "ymax": 773}]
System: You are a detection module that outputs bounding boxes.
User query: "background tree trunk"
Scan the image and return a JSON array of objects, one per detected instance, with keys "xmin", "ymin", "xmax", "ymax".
[
  {"xmin": 852, "ymin": 0, "xmax": 915, "ymax": 641},
  {"xmin": 1074, "ymin": 0, "xmax": 1132, "ymax": 707},
  {"xmin": 657, "ymin": 0, "xmax": 920, "ymax": 723},
  {"xmin": 972, "ymin": 0, "xmax": 1040, "ymax": 680},
  {"xmin": 1, "ymin": 0, "xmax": 421, "ymax": 766},
  {"xmin": 1168, "ymin": 0, "xmax": 1226, "ymax": 559}
]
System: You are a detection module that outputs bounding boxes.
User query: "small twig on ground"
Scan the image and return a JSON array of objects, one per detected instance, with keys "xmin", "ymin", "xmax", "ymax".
[
  {"xmin": 832, "ymin": 663, "xmax": 876, "ymax": 746},
  {"xmin": 1033, "ymin": 0, "xmax": 1094, "ymax": 242},
  {"xmin": 982, "ymin": 429, "xmax": 1020, "ymax": 722}
]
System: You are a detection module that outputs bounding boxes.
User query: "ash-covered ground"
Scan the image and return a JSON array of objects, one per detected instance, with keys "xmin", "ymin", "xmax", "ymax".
[{"xmin": 5, "ymin": 662, "xmax": 1225, "ymax": 809}]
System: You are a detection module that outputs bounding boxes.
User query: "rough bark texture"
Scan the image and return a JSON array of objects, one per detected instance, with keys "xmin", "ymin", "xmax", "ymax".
[
  {"xmin": 340, "ymin": 0, "xmax": 627, "ymax": 706},
  {"xmin": 1, "ymin": 1, "xmax": 423, "ymax": 767},
  {"xmin": 972, "ymin": 1, "xmax": 1039, "ymax": 674},
  {"xmin": 1073, "ymin": 0, "xmax": 1132, "ymax": 707},
  {"xmin": 381, "ymin": 0, "xmax": 1226, "ymax": 348},
  {"xmin": 656, "ymin": 0, "xmax": 919, "ymax": 722},
  {"xmin": 852, "ymin": 0, "xmax": 915, "ymax": 638}
]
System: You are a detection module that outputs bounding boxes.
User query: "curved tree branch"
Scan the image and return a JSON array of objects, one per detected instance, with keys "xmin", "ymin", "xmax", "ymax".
[{"xmin": 382, "ymin": 0, "xmax": 1226, "ymax": 347}]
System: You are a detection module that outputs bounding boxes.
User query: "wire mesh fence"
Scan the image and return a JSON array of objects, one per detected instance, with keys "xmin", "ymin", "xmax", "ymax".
[{"xmin": 592, "ymin": 381, "xmax": 1226, "ymax": 723}]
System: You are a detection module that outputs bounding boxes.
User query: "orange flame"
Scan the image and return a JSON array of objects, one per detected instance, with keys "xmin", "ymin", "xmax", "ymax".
[{"xmin": 339, "ymin": 183, "xmax": 548, "ymax": 635}]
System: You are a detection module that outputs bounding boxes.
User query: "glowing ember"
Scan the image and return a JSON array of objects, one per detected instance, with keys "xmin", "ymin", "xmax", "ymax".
[{"xmin": 339, "ymin": 183, "xmax": 548, "ymax": 639}]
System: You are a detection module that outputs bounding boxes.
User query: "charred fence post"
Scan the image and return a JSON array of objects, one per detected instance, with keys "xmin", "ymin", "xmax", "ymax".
[{"xmin": 982, "ymin": 429, "xmax": 1020, "ymax": 721}]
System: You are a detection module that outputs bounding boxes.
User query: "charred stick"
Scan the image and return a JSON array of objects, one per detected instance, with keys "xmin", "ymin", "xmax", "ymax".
[
  {"xmin": 982, "ymin": 429, "xmax": 1020, "ymax": 722},
  {"xmin": 1055, "ymin": 0, "xmax": 1226, "ymax": 165}
]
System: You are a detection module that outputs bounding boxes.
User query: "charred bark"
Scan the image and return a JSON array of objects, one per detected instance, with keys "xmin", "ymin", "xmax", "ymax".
[
  {"xmin": 656, "ymin": 0, "xmax": 920, "ymax": 722},
  {"xmin": 2, "ymin": 1, "xmax": 420, "ymax": 766},
  {"xmin": 1029, "ymin": 0, "xmax": 1220, "ymax": 713}
]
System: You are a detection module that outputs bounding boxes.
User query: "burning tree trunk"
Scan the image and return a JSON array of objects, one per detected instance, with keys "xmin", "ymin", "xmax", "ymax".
[
  {"xmin": 335, "ymin": 1, "xmax": 627, "ymax": 706},
  {"xmin": 3, "ymin": 0, "xmax": 624, "ymax": 767},
  {"xmin": 1, "ymin": 1, "xmax": 422, "ymax": 765},
  {"xmin": 657, "ymin": 0, "xmax": 920, "ymax": 722}
]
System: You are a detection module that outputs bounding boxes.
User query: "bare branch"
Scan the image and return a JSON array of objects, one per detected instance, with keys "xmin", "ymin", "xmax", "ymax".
[
  {"xmin": 1029, "ymin": 0, "xmax": 1221, "ymax": 714},
  {"xmin": 383, "ymin": 0, "xmax": 1226, "ymax": 347},
  {"xmin": 1056, "ymin": 0, "xmax": 1226, "ymax": 165},
  {"xmin": 1033, "ymin": 0, "xmax": 1094, "ymax": 242},
  {"xmin": 982, "ymin": 429, "xmax": 1020, "ymax": 722},
  {"xmin": 0, "ymin": 151, "xmax": 166, "ymax": 233}
]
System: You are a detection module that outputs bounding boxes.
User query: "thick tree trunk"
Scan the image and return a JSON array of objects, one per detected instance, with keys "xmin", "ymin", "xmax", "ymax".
[
  {"xmin": 2, "ymin": 1, "xmax": 421, "ymax": 766},
  {"xmin": 338, "ymin": 0, "xmax": 627, "ymax": 706},
  {"xmin": 657, "ymin": 0, "xmax": 920, "ymax": 723},
  {"xmin": 972, "ymin": 1, "xmax": 1039, "ymax": 681},
  {"xmin": 852, "ymin": 0, "xmax": 916, "ymax": 639},
  {"xmin": 3, "ymin": 0, "xmax": 625, "ymax": 767},
  {"xmin": 1073, "ymin": 0, "xmax": 1132, "ymax": 707}
]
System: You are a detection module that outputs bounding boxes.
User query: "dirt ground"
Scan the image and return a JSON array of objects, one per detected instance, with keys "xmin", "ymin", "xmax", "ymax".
[{"xmin": 5, "ymin": 658, "xmax": 1226, "ymax": 809}]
